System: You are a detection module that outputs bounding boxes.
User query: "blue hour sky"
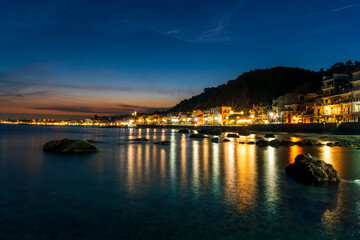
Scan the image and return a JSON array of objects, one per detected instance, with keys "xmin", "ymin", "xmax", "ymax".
[{"xmin": 1, "ymin": 0, "xmax": 360, "ymax": 118}]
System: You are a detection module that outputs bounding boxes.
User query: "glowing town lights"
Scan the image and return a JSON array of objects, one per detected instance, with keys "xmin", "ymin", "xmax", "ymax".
[
  {"xmin": 250, "ymin": 115, "xmax": 255, "ymax": 118},
  {"xmin": 214, "ymin": 117, "xmax": 218, "ymax": 120},
  {"xmin": 194, "ymin": 118, "xmax": 198, "ymax": 122},
  {"xmin": 269, "ymin": 112, "xmax": 274, "ymax": 117},
  {"xmin": 240, "ymin": 111, "xmax": 244, "ymax": 114},
  {"xmin": 230, "ymin": 111, "xmax": 234, "ymax": 114}
]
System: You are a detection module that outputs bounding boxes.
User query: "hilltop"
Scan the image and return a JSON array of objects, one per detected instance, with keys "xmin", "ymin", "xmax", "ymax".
[{"xmin": 170, "ymin": 60, "xmax": 360, "ymax": 112}]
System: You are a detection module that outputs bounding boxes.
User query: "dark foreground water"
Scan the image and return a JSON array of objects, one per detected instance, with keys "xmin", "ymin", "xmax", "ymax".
[{"xmin": 0, "ymin": 125, "xmax": 359, "ymax": 239}]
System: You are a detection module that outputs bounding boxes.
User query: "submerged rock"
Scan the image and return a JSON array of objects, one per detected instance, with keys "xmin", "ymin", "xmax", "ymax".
[
  {"xmin": 223, "ymin": 139, "xmax": 230, "ymax": 142},
  {"xmin": 199, "ymin": 129, "xmax": 222, "ymax": 135},
  {"xmin": 256, "ymin": 140, "xmax": 269, "ymax": 146},
  {"xmin": 190, "ymin": 133, "xmax": 207, "ymax": 138},
  {"xmin": 285, "ymin": 153, "xmax": 341, "ymax": 184},
  {"xmin": 178, "ymin": 129, "xmax": 189, "ymax": 134},
  {"xmin": 133, "ymin": 138, "xmax": 149, "ymax": 141},
  {"xmin": 264, "ymin": 134, "xmax": 275, "ymax": 138},
  {"xmin": 155, "ymin": 140, "xmax": 170, "ymax": 145},
  {"xmin": 226, "ymin": 133, "xmax": 239, "ymax": 138},
  {"xmin": 247, "ymin": 141, "xmax": 255, "ymax": 144},
  {"xmin": 269, "ymin": 139, "xmax": 281, "ymax": 146},
  {"xmin": 211, "ymin": 137, "xmax": 220, "ymax": 143},
  {"xmin": 43, "ymin": 138, "xmax": 98, "ymax": 153}
]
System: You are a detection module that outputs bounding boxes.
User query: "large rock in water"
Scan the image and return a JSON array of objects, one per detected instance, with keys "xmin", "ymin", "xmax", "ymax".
[
  {"xmin": 286, "ymin": 154, "xmax": 341, "ymax": 184},
  {"xmin": 43, "ymin": 138, "xmax": 98, "ymax": 153}
]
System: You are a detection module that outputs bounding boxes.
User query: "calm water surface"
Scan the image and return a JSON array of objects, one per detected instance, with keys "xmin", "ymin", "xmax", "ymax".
[{"xmin": 0, "ymin": 125, "xmax": 359, "ymax": 239}]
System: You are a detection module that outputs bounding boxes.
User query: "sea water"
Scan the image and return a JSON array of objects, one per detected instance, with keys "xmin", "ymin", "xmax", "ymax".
[{"xmin": 0, "ymin": 125, "xmax": 359, "ymax": 239}]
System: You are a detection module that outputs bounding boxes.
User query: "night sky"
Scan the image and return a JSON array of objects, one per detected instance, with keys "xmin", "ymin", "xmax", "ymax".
[{"xmin": 1, "ymin": 0, "xmax": 360, "ymax": 118}]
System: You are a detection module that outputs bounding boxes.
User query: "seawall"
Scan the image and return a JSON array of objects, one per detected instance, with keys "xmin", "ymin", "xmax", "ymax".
[{"xmin": 136, "ymin": 122, "xmax": 360, "ymax": 134}]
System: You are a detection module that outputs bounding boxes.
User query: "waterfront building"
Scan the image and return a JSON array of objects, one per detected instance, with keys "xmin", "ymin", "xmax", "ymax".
[
  {"xmin": 314, "ymin": 73, "xmax": 351, "ymax": 123},
  {"xmin": 350, "ymin": 71, "xmax": 360, "ymax": 122},
  {"xmin": 191, "ymin": 109, "xmax": 203, "ymax": 125}
]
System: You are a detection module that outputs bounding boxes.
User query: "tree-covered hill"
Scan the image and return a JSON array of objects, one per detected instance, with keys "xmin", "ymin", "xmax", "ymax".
[{"xmin": 170, "ymin": 60, "xmax": 360, "ymax": 112}]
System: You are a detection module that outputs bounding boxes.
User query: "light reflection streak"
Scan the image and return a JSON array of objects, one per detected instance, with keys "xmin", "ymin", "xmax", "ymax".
[
  {"xmin": 192, "ymin": 140, "xmax": 200, "ymax": 196},
  {"xmin": 288, "ymin": 146, "xmax": 303, "ymax": 164},
  {"xmin": 225, "ymin": 142, "xmax": 235, "ymax": 193},
  {"xmin": 264, "ymin": 147, "xmax": 278, "ymax": 208},
  {"xmin": 160, "ymin": 148, "xmax": 166, "ymax": 182},
  {"xmin": 180, "ymin": 134, "xmax": 187, "ymax": 190},
  {"xmin": 126, "ymin": 142, "xmax": 135, "ymax": 193},
  {"xmin": 236, "ymin": 144, "xmax": 256, "ymax": 210},
  {"xmin": 169, "ymin": 131, "xmax": 176, "ymax": 189},
  {"xmin": 203, "ymin": 139, "xmax": 209, "ymax": 185},
  {"xmin": 211, "ymin": 141, "xmax": 221, "ymax": 196}
]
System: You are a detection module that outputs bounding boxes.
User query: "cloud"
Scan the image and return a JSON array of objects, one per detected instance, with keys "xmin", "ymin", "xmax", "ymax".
[
  {"xmin": 313, "ymin": 4, "xmax": 360, "ymax": 15},
  {"xmin": 0, "ymin": 65, "xmax": 196, "ymax": 100},
  {"xmin": 29, "ymin": 104, "xmax": 169, "ymax": 115},
  {"xmin": 166, "ymin": 29, "xmax": 179, "ymax": 35}
]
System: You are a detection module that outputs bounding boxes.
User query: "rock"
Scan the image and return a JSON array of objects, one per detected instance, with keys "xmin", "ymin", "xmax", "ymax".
[
  {"xmin": 286, "ymin": 154, "xmax": 341, "ymax": 184},
  {"xmin": 334, "ymin": 141, "xmax": 351, "ymax": 147},
  {"xmin": 286, "ymin": 141, "xmax": 296, "ymax": 146},
  {"xmin": 155, "ymin": 140, "xmax": 170, "ymax": 145},
  {"xmin": 86, "ymin": 139, "xmax": 97, "ymax": 143},
  {"xmin": 264, "ymin": 134, "xmax": 275, "ymax": 138},
  {"xmin": 239, "ymin": 142, "xmax": 246, "ymax": 144},
  {"xmin": 190, "ymin": 134, "xmax": 208, "ymax": 138},
  {"xmin": 223, "ymin": 139, "xmax": 230, "ymax": 142},
  {"xmin": 326, "ymin": 142, "xmax": 335, "ymax": 147},
  {"xmin": 269, "ymin": 139, "xmax": 281, "ymax": 146},
  {"xmin": 304, "ymin": 141, "xmax": 315, "ymax": 146},
  {"xmin": 316, "ymin": 142, "xmax": 324, "ymax": 146},
  {"xmin": 133, "ymin": 138, "xmax": 149, "ymax": 141},
  {"xmin": 296, "ymin": 141, "xmax": 305, "ymax": 147},
  {"xmin": 247, "ymin": 141, "xmax": 255, "ymax": 144},
  {"xmin": 227, "ymin": 133, "xmax": 239, "ymax": 138},
  {"xmin": 43, "ymin": 138, "xmax": 98, "ymax": 153},
  {"xmin": 178, "ymin": 129, "xmax": 189, "ymax": 134},
  {"xmin": 199, "ymin": 129, "xmax": 222, "ymax": 135},
  {"xmin": 211, "ymin": 137, "xmax": 220, "ymax": 143},
  {"xmin": 256, "ymin": 140, "xmax": 269, "ymax": 146}
]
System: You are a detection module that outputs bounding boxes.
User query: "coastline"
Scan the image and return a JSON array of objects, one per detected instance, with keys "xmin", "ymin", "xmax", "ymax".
[{"xmin": 136, "ymin": 122, "xmax": 360, "ymax": 135}]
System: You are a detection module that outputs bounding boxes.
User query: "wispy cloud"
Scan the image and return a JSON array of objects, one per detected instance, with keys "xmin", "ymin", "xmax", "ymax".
[
  {"xmin": 30, "ymin": 104, "xmax": 169, "ymax": 114},
  {"xmin": 313, "ymin": 4, "xmax": 360, "ymax": 15},
  {"xmin": 0, "ymin": 65, "xmax": 196, "ymax": 100},
  {"xmin": 166, "ymin": 29, "xmax": 179, "ymax": 35}
]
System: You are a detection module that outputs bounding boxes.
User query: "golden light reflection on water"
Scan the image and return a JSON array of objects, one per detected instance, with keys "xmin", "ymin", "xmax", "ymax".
[
  {"xmin": 192, "ymin": 140, "xmax": 200, "ymax": 195},
  {"xmin": 288, "ymin": 146, "xmax": 304, "ymax": 164},
  {"xmin": 169, "ymin": 132, "xmax": 176, "ymax": 188},
  {"xmin": 289, "ymin": 137, "xmax": 302, "ymax": 142},
  {"xmin": 118, "ymin": 129, "xmax": 357, "ymax": 229},
  {"xmin": 224, "ymin": 142, "xmax": 236, "ymax": 201},
  {"xmin": 264, "ymin": 147, "xmax": 278, "ymax": 208},
  {"xmin": 235, "ymin": 144, "xmax": 257, "ymax": 211},
  {"xmin": 180, "ymin": 134, "xmax": 187, "ymax": 190},
  {"xmin": 203, "ymin": 140, "xmax": 209, "ymax": 185},
  {"xmin": 212, "ymin": 141, "xmax": 221, "ymax": 196}
]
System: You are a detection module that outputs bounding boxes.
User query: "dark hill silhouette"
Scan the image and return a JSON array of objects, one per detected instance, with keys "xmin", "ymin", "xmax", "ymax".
[{"xmin": 170, "ymin": 60, "xmax": 360, "ymax": 112}]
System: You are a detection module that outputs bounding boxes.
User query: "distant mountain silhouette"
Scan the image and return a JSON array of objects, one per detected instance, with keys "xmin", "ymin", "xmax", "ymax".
[{"xmin": 170, "ymin": 61, "xmax": 360, "ymax": 112}]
